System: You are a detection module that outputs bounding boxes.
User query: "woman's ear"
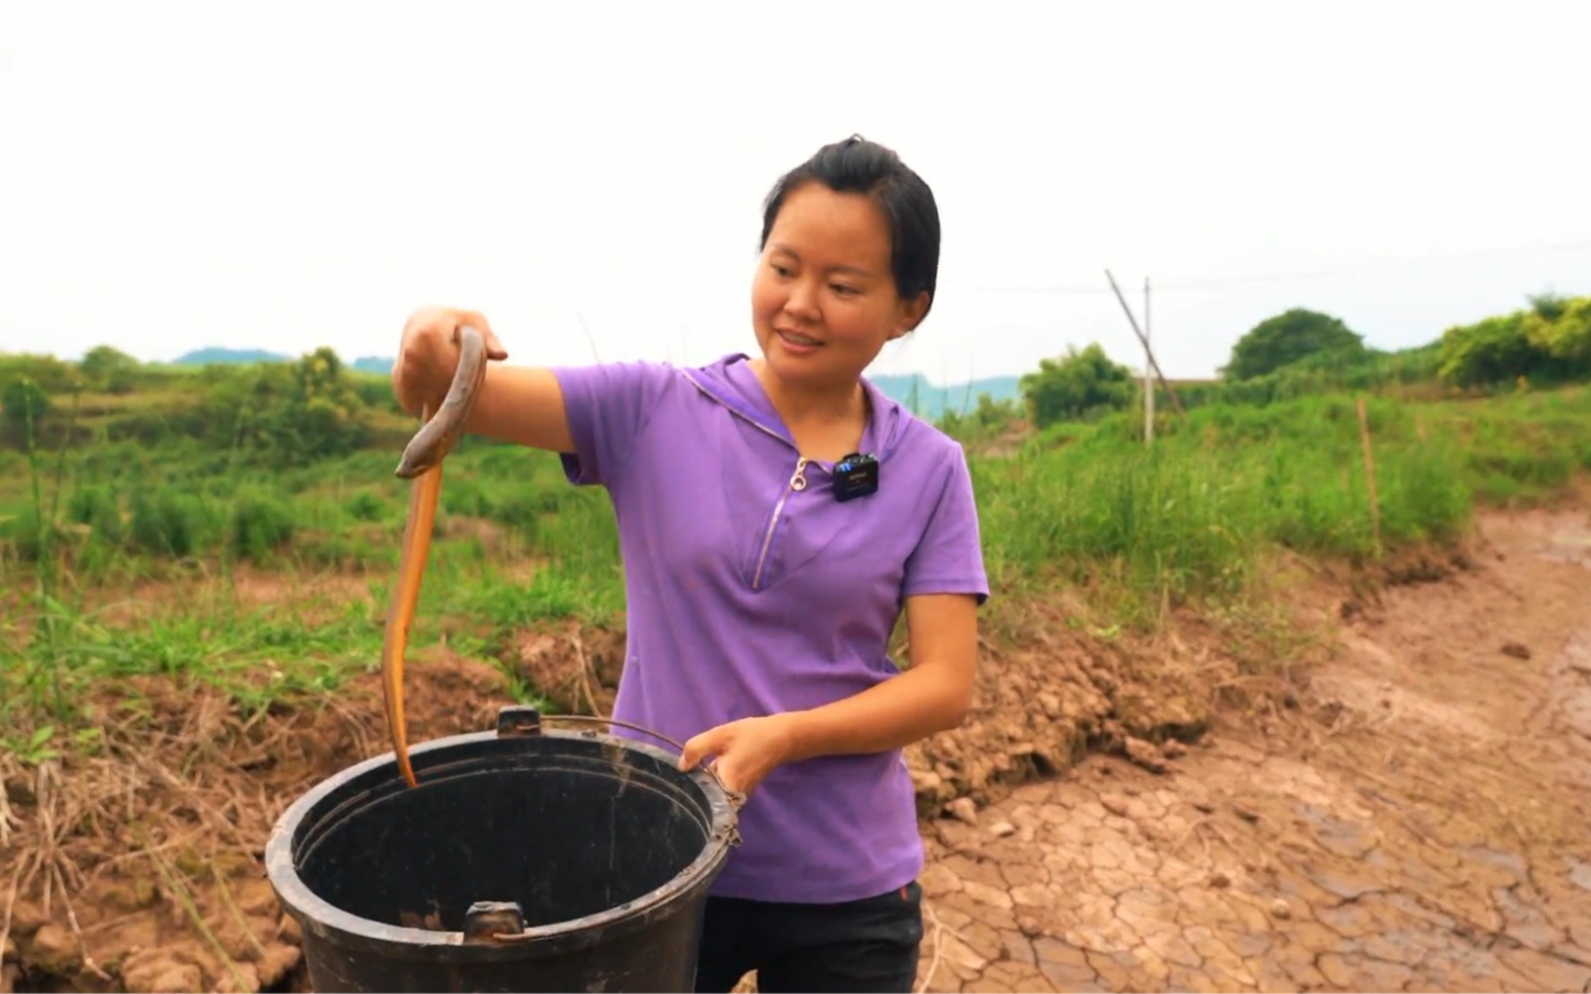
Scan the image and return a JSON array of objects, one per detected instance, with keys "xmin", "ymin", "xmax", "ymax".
[{"xmin": 892, "ymin": 291, "xmax": 931, "ymax": 339}]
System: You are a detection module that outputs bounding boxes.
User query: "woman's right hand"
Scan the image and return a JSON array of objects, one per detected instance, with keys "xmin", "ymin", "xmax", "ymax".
[{"xmin": 392, "ymin": 306, "xmax": 510, "ymax": 418}]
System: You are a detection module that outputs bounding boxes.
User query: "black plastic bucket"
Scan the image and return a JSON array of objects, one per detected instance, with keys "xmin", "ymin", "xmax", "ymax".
[{"xmin": 265, "ymin": 706, "xmax": 740, "ymax": 993}]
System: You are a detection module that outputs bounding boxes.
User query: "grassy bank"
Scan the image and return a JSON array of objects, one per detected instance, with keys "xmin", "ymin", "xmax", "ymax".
[{"xmin": 3, "ymin": 382, "xmax": 1590, "ymax": 757}]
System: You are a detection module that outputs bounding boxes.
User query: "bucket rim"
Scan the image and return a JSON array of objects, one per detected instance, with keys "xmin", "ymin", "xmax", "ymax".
[{"xmin": 263, "ymin": 720, "xmax": 738, "ymax": 952}]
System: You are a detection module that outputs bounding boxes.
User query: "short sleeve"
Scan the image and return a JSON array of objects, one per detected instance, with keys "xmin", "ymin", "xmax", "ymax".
[
  {"xmin": 550, "ymin": 361, "xmax": 675, "ymax": 489},
  {"xmin": 901, "ymin": 445, "xmax": 990, "ymax": 605}
]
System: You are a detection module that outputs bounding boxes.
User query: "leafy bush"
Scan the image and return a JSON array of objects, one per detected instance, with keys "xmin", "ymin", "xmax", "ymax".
[
  {"xmin": 1, "ymin": 379, "xmax": 51, "ymax": 443},
  {"xmin": 1438, "ymin": 294, "xmax": 1591, "ymax": 388},
  {"xmin": 67, "ymin": 484, "xmax": 124, "ymax": 547},
  {"xmin": 1523, "ymin": 294, "xmax": 1591, "ymax": 367},
  {"xmin": 230, "ymin": 491, "xmax": 296, "ymax": 563},
  {"xmin": 344, "ymin": 491, "xmax": 386, "ymax": 522},
  {"xmin": 129, "ymin": 489, "xmax": 209, "ymax": 557},
  {"xmin": 1019, "ymin": 344, "xmax": 1136, "ymax": 429},
  {"xmin": 1438, "ymin": 313, "xmax": 1536, "ymax": 386}
]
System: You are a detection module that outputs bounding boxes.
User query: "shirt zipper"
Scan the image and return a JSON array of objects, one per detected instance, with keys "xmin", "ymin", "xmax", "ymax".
[
  {"xmin": 679, "ymin": 371, "xmax": 845, "ymax": 591},
  {"xmin": 751, "ymin": 456, "xmax": 808, "ymax": 590}
]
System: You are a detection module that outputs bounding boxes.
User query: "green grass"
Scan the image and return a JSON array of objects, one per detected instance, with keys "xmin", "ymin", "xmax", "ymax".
[
  {"xmin": 988, "ymin": 388, "xmax": 1591, "ymax": 602},
  {"xmin": 3, "ymin": 379, "xmax": 1591, "ymax": 754},
  {"xmin": 0, "ymin": 435, "xmax": 624, "ymax": 739}
]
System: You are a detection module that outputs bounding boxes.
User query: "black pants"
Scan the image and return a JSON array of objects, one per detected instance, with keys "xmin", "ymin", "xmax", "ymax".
[{"xmin": 692, "ymin": 880, "xmax": 924, "ymax": 993}]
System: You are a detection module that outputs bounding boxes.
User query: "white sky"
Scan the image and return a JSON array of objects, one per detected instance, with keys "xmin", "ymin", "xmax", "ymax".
[{"xmin": 2, "ymin": 1, "xmax": 1588, "ymax": 383}]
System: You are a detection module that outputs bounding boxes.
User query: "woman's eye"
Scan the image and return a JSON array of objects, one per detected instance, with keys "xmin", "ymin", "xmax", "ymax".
[{"xmin": 831, "ymin": 284, "xmax": 858, "ymax": 296}]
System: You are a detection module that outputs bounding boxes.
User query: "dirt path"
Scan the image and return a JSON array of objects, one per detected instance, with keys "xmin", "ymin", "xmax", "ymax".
[{"xmin": 911, "ymin": 507, "xmax": 1591, "ymax": 993}]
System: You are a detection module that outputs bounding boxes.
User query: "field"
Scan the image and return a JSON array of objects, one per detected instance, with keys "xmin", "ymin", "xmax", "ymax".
[{"xmin": 3, "ymin": 345, "xmax": 1591, "ymax": 992}]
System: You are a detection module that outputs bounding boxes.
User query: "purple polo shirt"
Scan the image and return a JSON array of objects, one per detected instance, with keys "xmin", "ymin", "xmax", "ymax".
[{"xmin": 550, "ymin": 352, "xmax": 989, "ymax": 904}]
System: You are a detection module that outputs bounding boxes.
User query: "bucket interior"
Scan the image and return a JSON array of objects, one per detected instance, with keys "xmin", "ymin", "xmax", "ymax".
[{"xmin": 288, "ymin": 733, "xmax": 720, "ymax": 933}]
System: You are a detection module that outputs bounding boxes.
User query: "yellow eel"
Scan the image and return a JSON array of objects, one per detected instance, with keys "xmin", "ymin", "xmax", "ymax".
[{"xmin": 381, "ymin": 324, "xmax": 490, "ymax": 788}]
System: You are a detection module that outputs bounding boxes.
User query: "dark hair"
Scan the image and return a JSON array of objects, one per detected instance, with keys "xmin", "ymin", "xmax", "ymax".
[{"xmin": 759, "ymin": 135, "xmax": 941, "ymax": 321}]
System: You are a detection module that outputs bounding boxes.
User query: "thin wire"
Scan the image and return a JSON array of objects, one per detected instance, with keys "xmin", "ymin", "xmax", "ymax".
[{"xmin": 943, "ymin": 237, "xmax": 1591, "ymax": 296}]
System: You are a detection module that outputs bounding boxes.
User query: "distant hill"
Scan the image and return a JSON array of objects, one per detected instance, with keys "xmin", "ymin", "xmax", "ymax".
[
  {"xmin": 869, "ymin": 373, "xmax": 1022, "ymax": 420},
  {"xmin": 169, "ymin": 348, "xmax": 395, "ymax": 377},
  {"xmin": 172, "ymin": 347, "xmax": 291, "ymax": 366},
  {"xmin": 350, "ymin": 357, "xmax": 394, "ymax": 375},
  {"xmin": 163, "ymin": 346, "xmax": 1018, "ymax": 418}
]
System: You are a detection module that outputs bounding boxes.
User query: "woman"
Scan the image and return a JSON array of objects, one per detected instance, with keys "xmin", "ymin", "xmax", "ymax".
[{"xmin": 392, "ymin": 135, "xmax": 989, "ymax": 993}]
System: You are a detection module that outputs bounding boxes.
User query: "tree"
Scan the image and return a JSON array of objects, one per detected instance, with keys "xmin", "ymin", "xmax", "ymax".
[
  {"xmin": 1222, "ymin": 308, "xmax": 1365, "ymax": 381},
  {"xmin": 206, "ymin": 347, "xmax": 373, "ymax": 463},
  {"xmin": 78, "ymin": 345, "xmax": 142, "ymax": 394},
  {"xmin": 1019, "ymin": 344, "xmax": 1136, "ymax": 429}
]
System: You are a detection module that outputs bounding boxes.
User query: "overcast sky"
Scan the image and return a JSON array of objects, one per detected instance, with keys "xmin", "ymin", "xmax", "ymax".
[{"xmin": 2, "ymin": 1, "xmax": 1587, "ymax": 383}]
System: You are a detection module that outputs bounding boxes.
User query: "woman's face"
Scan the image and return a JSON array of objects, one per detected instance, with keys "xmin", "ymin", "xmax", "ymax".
[{"xmin": 751, "ymin": 182, "xmax": 928, "ymax": 394}]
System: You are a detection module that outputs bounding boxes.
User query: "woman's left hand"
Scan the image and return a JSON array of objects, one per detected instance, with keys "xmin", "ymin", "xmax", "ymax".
[{"xmin": 678, "ymin": 714, "xmax": 800, "ymax": 796}]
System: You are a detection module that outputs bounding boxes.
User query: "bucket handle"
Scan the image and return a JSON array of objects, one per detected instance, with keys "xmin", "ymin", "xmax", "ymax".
[{"xmin": 498, "ymin": 708, "xmax": 748, "ymax": 811}]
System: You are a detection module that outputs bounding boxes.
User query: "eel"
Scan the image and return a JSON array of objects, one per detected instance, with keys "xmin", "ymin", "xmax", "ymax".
[{"xmin": 381, "ymin": 324, "xmax": 491, "ymax": 788}]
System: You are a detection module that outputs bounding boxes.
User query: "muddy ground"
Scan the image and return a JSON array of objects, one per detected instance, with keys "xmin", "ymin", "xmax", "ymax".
[
  {"xmin": 909, "ymin": 507, "xmax": 1591, "ymax": 994},
  {"xmin": 3, "ymin": 506, "xmax": 1591, "ymax": 992}
]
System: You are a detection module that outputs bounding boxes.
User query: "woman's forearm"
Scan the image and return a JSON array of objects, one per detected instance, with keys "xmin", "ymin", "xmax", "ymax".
[
  {"xmin": 780, "ymin": 592, "xmax": 980, "ymax": 762},
  {"xmin": 780, "ymin": 663, "xmax": 972, "ymax": 762}
]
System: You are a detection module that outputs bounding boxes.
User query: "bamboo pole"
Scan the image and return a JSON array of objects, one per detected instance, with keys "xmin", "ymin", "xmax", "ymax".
[{"xmin": 1357, "ymin": 396, "xmax": 1382, "ymax": 559}]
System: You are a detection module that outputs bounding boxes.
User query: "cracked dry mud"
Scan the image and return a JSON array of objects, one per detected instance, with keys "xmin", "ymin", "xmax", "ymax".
[{"xmin": 908, "ymin": 507, "xmax": 1591, "ymax": 994}]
